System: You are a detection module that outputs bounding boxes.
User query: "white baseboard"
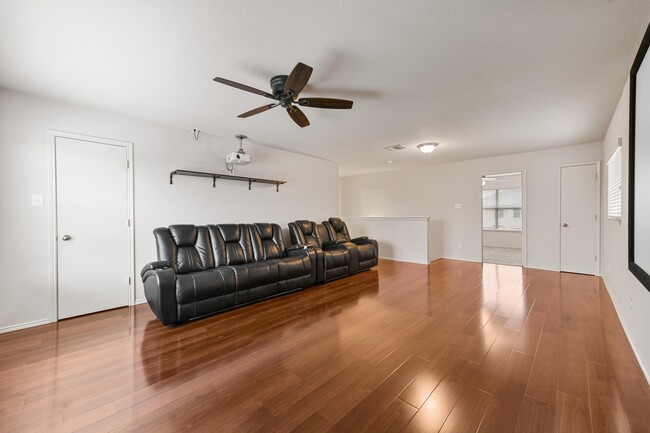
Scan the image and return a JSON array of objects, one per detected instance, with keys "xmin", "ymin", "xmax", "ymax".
[
  {"xmin": 133, "ymin": 298, "xmax": 147, "ymax": 305},
  {"xmin": 379, "ymin": 255, "xmax": 428, "ymax": 265},
  {"xmin": 601, "ymin": 276, "xmax": 650, "ymax": 385},
  {"xmin": 0, "ymin": 318, "xmax": 53, "ymax": 334}
]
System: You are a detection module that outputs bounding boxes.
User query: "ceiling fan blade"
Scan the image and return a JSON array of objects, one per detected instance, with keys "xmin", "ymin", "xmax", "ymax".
[
  {"xmin": 286, "ymin": 106, "xmax": 310, "ymax": 128},
  {"xmin": 237, "ymin": 103, "xmax": 279, "ymax": 118},
  {"xmin": 296, "ymin": 97, "xmax": 353, "ymax": 109},
  {"xmin": 284, "ymin": 62, "xmax": 313, "ymax": 96},
  {"xmin": 213, "ymin": 77, "xmax": 275, "ymax": 99}
]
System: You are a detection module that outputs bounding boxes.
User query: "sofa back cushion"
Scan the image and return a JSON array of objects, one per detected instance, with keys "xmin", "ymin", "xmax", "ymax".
[
  {"xmin": 325, "ymin": 217, "xmax": 351, "ymax": 242},
  {"xmin": 208, "ymin": 224, "xmax": 255, "ymax": 266},
  {"xmin": 250, "ymin": 223, "xmax": 284, "ymax": 260},
  {"xmin": 154, "ymin": 225, "xmax": 214, "ymax": 274},
  {"xmin": 290, "ymin": 220, "xmax": 322, "ymax": 248}
]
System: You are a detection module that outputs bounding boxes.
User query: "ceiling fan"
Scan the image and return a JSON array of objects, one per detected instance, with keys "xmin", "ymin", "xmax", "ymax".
[{"xmin": 213, "ymin": 62, "xmax": 353, "ymax": 128}]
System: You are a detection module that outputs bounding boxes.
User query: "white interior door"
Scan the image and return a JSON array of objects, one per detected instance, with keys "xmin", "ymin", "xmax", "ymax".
[
  {"xmin": 55, "ymin": 136, "xmax": 130, "ymax": 319},
  {"xmin": 560, "ymin": 163, "xmax": 598, "ymax": 275}
]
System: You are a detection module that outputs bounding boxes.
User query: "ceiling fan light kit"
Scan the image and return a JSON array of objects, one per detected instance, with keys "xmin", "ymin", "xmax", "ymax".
[
  {"xmin": 417, "ymin": 142, "xmax": 438, "ymax": 153},
  {"xmin": 213, "ymin": 62, "xmax": 353, "ymax": 128}
]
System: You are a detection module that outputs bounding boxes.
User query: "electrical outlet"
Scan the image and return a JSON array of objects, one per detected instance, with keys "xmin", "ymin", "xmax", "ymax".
[
  {"xmin": 457, "ymin": 242, "xmax": 462, "ymax": 249},
  {"xmin": 630, "ymin": 296, "xmax": 633, "ymax": 311},
  {"xmin": 454, "ymin": 203, "xmax": 462, "ymax": 209}
]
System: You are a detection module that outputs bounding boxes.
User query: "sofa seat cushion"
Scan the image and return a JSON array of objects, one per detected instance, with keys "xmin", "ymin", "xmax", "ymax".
[
  {"xmin": 227, "ymin": 261, "xmax": 278, "ymax": 292},
  {"xmin": 277, "ymin": 256, "xmax": 311, "ymax": 281},
  {"xmin": 175, "ymin": 268, "xmax": 236, "ymax": 305},
  {"xmin": 356, "ymin": 243, "xmax": 376, "ymax": 263},
  {"xmin": 324, "ymin": 249, "xmax": 349, "ymax": 269}
]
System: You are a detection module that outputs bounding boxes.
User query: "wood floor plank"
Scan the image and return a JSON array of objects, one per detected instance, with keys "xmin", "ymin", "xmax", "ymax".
[
  {"xmin": 0, "ymin": 259, "xmax": 646, "ymax": 432},
  {"xmin": 554, "ymin": 391, "xmax": 592, "ymax": 433},
  {"xmin": 514, "ymin": 396, "xmax": 555, "ymax": 433},
  {"xmin": 401, "ymin": 357, "xmax": 479, "ymax": 433},
  {"xmin": 525, "ymin": 331, "xmax": 561, "ymax": 406},
  {"xmin": 365, "ymin": 398, "xmax": 417, "ymax": 433},
  {"xmin": 327, "ymin": 355, "xmax": 428, "ymax": 431},
  {"xmin": 477, "ymin": 351, "xmax": 535, "ymax": 433},
  {"xmin": 469, "ymin": 326, "xmax": 520, "ymax": 394},
  {"xmin": 438, "ymin": 386, "xmax": 492, "ymax": 433},
  {"xmin": 513, "ymin": 310, "xmax": 546, "ymax": 356},
  {"xmin": 586, "ymin": 361, "xmax": 633, "ymax": 433}
]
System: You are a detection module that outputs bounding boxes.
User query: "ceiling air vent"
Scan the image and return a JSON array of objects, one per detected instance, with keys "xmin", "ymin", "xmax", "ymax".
[{"xmin": 384, "ymin": 144, "xmax": 407, "ymax": 151}]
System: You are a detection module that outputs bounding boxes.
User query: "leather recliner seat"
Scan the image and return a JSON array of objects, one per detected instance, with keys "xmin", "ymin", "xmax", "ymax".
[
  {"xmin": 323, "ymin": 217, "xmax": 379, "ymax": 271},
  {"xmin": 141, "ymin": 223, "xmax": 313, "ymax": 325},
  {"xmin": 288, "ymin": 220, "xmax": 360, "ymax": 282}
]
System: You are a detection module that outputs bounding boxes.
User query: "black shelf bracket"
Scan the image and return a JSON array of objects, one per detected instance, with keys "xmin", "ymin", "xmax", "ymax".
[{"xmin": 169, "ymin": 170, "xmax": 286, "ymax": 192}]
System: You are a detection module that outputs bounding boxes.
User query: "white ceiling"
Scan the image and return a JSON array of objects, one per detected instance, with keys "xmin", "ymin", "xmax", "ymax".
[{"xmin": 1, "ymin": 1, "xmax": 649, "ymax": 176}]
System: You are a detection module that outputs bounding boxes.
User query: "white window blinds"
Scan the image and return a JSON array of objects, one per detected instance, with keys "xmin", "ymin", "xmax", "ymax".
[{"xmin": 607, "ymin": 146, "xmax": 622, "ymax": 220}]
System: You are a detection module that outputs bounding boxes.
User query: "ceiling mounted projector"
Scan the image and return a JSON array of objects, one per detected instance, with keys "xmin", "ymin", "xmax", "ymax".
[
  {"xmin": 226, "ymin": 151, "xmax": 252, "ymax": 165},
  {"xmin": 226, "ymin": 134, "xmax": 252, "ymax": 166}
]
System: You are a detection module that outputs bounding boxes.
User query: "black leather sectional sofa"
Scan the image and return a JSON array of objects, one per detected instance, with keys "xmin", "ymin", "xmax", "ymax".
[{"xmin": 141, "ymin": 219, "xmax": 378, "ymax": 325}]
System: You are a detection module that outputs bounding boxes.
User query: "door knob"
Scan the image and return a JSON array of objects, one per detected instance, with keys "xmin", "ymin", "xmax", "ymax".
[
  {"xmin": 562, "ymin": 223, "xmax": 568, "ymax": 228},
  {"xmin": 61, "ymin": 235, "xmax": 71, "ymax": 241}
]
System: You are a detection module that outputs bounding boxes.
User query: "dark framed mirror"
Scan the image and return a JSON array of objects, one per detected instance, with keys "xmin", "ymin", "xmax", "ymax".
[{"xmin": 629, "ymin": 22, "xmax": 650, "ymax": 293}]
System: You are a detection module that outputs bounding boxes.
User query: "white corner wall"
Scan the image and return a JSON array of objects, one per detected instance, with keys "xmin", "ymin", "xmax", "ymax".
[
  {"xmin": 341, "ymin": 141, "xmax": 602, "ymax": 271},
  {"xmin": 601, "ymin": 78, "xmax": 650, "ymax": 379},
  {"xmin": 0, "ymin": 88, "xmax": 339, "ymax": 332}
]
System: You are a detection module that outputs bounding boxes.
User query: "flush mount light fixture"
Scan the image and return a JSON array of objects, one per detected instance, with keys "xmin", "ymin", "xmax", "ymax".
[{"xmin": 417, "ymin": 142, "xmax": 438, "ymax": 154}]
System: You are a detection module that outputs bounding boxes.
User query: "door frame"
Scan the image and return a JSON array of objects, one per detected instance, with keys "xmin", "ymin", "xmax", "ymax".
[
  {"xmin": 48, "ymin": 130, "xmax": 135, "ymax": 321},
  {"xmin": 479, "ymin": 169, "xmax": 527, "ymax": 267},
  {"xmin": 557, "ymin": 161, "xmax": 601, "ymax": 275}
]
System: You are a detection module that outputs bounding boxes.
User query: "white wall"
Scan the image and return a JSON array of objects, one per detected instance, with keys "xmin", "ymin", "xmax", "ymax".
[
  {"xmin": 601, "ymin": 79, "xmax": 650, "ymax": 379},
  {"xmin": 341, "ymin": 141, "xmax": 602, "ymax": 271},
  {"xmin": 343, "ymin": 217, "xmax": 432, "ymax": 264},
  {"xmin": 482, "ymin": 231, "xmax": 521, "ymax": 248},
  {"xmin": 0, "ymin": 88, "xmax": 339, "ymax": 332}
]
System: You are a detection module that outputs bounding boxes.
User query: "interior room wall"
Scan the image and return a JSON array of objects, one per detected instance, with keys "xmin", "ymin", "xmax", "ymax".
[
  {"xmin": 482, "ymin": 231, "xmax": 521, "ymax": 248},
  {"xmin": 601, "ymin": 78, "xmax": 650, "ymax": 379},
  {"xmin": 0, "ymin": 88, "xmax": 339, "ymax": 332},
  {"xmin": 341, "ymin": 141, "xmax": 602, "ymax": 271}
]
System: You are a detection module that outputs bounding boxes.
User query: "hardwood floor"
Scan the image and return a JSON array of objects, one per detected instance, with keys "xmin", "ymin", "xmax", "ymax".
[{"xmin": 0, "ymin": 259, "xmax": 648, "ymax": 433}]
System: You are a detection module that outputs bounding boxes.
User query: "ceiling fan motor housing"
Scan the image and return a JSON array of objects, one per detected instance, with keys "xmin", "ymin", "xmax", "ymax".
[{"xmin": 270, "ymin": 75, "xmax": 289, "ymax": 96}]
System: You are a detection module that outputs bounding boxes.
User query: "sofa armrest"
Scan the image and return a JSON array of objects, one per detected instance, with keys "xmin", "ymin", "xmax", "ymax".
[
  {"xmin": 286, "ymin": 244, "xmax": 308, "ymax": 252},
  {"xmin": 142, "ymin": 267, "xmax": 177, "ymax": 326},
  {"xmin": 351, "ymin": 236, "xmax": 369, "ymax": 243},
  {"xmin": 322, "ymin": 240, "xmax": 339, "ymax": 248},
  {"xmin": 140, "ymin": 260, "xmax": 170, "ymax": 278}
]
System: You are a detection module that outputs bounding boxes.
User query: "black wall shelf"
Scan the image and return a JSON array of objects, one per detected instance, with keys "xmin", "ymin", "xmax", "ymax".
[{"xmin": 169, "ymin": 170, "xmax": 286, "ymax": 192}]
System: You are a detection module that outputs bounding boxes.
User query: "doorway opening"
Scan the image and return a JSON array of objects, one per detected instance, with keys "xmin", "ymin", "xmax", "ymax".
[{"xmin": 481, "ymin": 171, "xmax": 524, "ymax": 266}]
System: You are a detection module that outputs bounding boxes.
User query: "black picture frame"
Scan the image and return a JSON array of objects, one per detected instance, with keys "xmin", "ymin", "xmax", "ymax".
[{"xmin": 629, "ymin": 22, "xmax": 650, "ymax": 293}]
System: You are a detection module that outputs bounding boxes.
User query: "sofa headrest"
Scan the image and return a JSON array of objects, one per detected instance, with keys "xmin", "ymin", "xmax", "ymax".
[
  {"xmin": 217, "ymin": 224, "xmax": 242, "ymax": 243},
  {"xmin": 329, "ymin": 217, "xmax": 344, "ymax": 232},
  {"xmin": 295, "ymin": 220, "xmax": 314, "ymax": 235},
  {"xmin": 169, "ymin": 225, "xmax": 198, "ymax": 247},
  {"xmin": 254, "ymin": 223, "xmax": 274, "ymax": 240}
]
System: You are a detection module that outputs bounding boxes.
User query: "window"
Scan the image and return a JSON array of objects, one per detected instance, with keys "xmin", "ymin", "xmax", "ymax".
[
  {"xmin": 482, "ymin": 187, "xmax": 522, "ymax": 231},
  {"xmin": 607, "ymin": 146, "xmax": 622, "ymax": 220}
]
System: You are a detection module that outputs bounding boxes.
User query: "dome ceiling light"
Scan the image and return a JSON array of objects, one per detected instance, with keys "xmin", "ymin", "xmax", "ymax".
[{"xmin": 417, "ymin": 142, "xmax": 438, "ymax": 153}]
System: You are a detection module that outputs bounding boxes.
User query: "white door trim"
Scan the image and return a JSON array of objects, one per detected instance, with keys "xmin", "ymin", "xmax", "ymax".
[
  {"xmin": 557, "ymin": 161, "xmax": 601, "ymax": 275},
  {"xmin": 479, "ymin": 169, "xmax": 527, "ymax": 267},
  {"xmin": 48, "ymin": 130, "xmax": 135, "ymax": 321}
]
